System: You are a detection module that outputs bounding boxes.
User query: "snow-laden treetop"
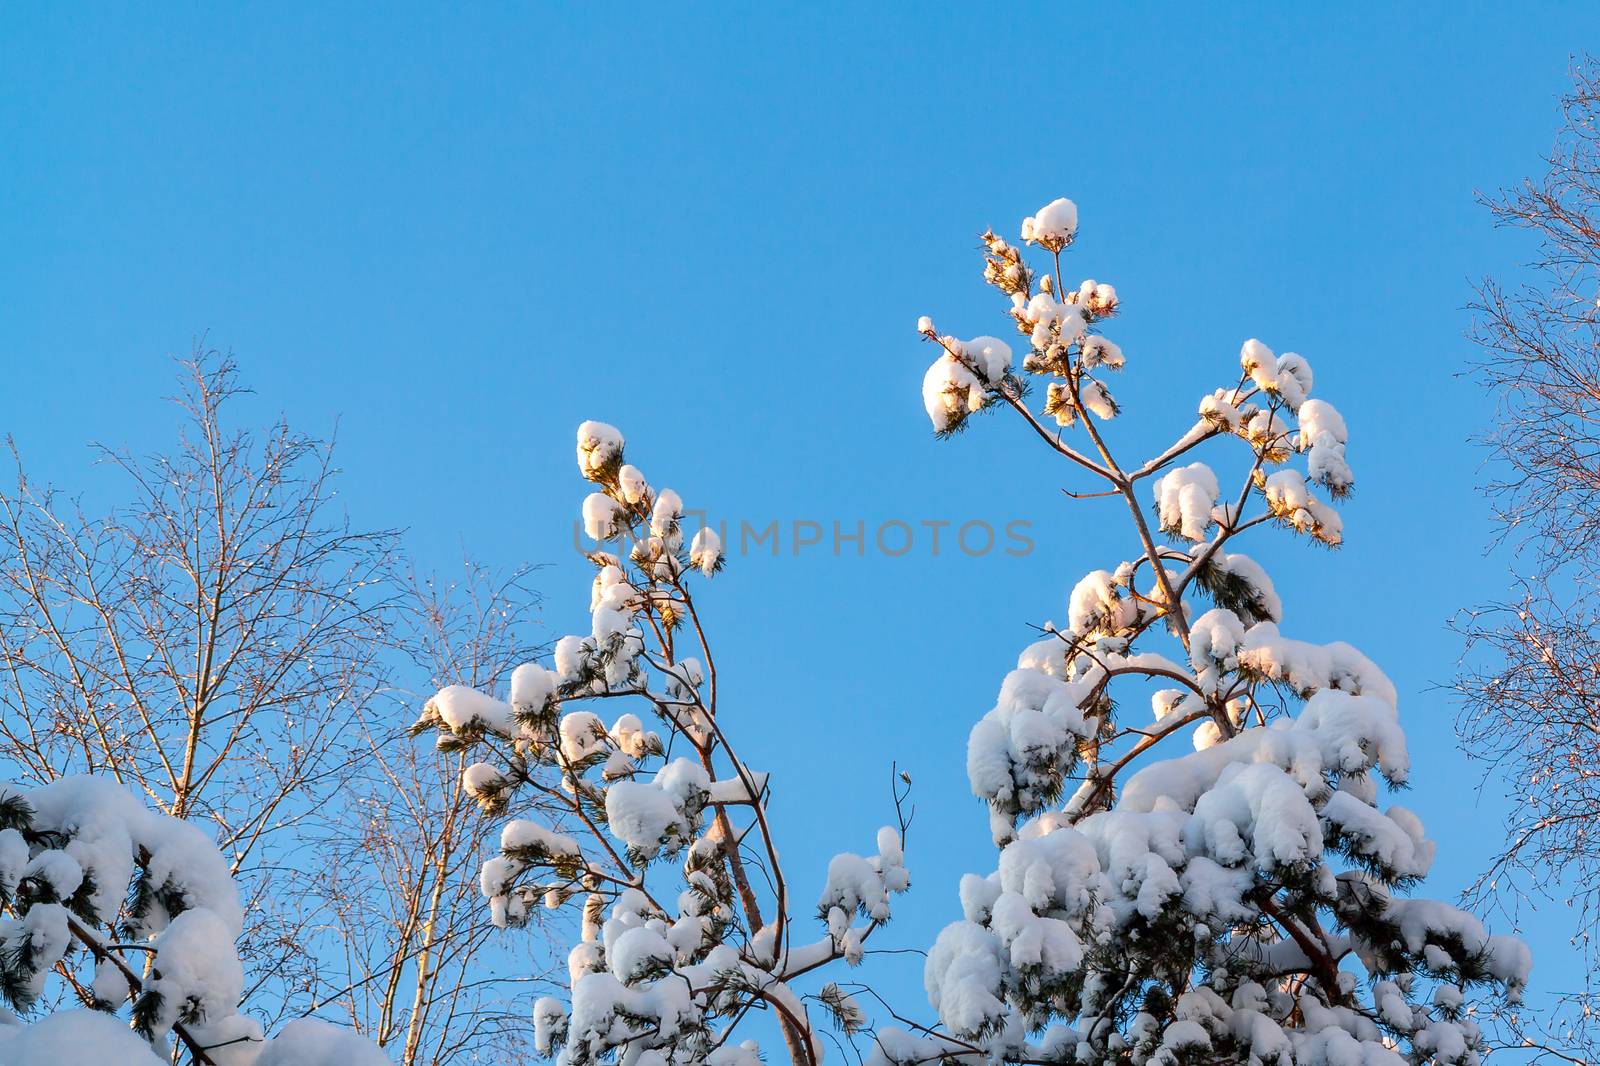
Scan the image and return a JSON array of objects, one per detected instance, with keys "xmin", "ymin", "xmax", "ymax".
[
  {"xmin": 889, "ymin": 198, "xmax": 1529, "ymax": 1066},
  {"xmin": 414, "ymin": 423, "xmax": 912, "ymax": 1066}
]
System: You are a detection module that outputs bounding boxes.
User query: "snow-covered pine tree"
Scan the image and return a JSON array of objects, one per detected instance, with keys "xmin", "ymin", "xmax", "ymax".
[
  {"xmin": 411, "ymin": 423, "xmax": 912, "ymax": 1066},
  {"xmin": 0, "ymin": 776, "xmax": 388, "ymax": 1065},
  {"xmin": 878, "ymin": 198, "xmax": 1531, "ymax": 1066}
]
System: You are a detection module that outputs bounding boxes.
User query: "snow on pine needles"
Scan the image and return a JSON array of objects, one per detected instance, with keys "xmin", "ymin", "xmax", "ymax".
[{"xmin": 0, "ymin": 779, "xmax": 388, "ymax": 1065}]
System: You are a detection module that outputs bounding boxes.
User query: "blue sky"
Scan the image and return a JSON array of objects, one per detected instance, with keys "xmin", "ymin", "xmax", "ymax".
[{"xmin": 4, "ymin": 0, "xmax": 1599, "ymax": 1047}]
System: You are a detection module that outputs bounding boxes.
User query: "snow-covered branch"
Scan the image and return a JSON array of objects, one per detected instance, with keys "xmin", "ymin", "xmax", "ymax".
[{"xmin": 0, "ymin": 777, "xmax": 388, "ymax": 1065}]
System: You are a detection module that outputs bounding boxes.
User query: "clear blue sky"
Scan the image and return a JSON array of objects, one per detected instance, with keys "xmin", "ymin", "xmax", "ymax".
[{"xmin": 4, "ymin": 1, "xmax": 1598, "ymax": 1045}]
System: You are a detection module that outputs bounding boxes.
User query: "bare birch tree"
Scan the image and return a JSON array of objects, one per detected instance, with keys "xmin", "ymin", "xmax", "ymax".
[
  {"xmin": 1455, "ymin": 60, "xmax": 1600, "ymax": 1060},
  {"xmin": 312, "ymin": 560, "xmax": 561, "ymax": 1064},
  {"xmin": 0, "ymin": 350, "xmax": 565, "ymax": 1060},
  {"xmin": 0, "ymin": 348, "xmax": 397, "ymax": 1024}
]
